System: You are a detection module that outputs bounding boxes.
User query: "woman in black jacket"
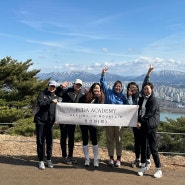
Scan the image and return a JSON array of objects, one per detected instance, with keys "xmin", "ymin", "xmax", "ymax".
[
  {"xmin": 34, "ymin": 80, "xmax": 58, "ymax": 170},
  {"xmin": 55, "ymin": 79, "xmax": 84, "ymax": 165},
  {"xmin": 79, "ymin": 83, "xmax": 105, "ymax": 167},
  {"xmin": 137, "ymin": 82, "xmax": 162, "ymax": 178}
]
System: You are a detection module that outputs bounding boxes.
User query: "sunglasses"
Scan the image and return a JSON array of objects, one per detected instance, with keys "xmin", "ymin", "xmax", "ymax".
[{"xmin": 49, "ymin": 85, "xmax": 56, "ymax": 88}]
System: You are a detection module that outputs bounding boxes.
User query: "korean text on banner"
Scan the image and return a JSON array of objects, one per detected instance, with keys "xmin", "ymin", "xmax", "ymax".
[{"xmin": 56, "ymin": 103, "xmax": 138, "ymax": 127}]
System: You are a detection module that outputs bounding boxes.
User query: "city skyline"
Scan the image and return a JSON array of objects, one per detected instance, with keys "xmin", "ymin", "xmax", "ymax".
[{"xmin": 1, "ymin": 0, "xmax": 185, "ymax": 75}]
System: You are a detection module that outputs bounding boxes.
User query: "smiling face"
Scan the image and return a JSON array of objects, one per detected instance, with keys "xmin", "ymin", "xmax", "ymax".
[
  {"xmin": 48, "ymin": 85, "xmax": 56, "ymax": 92},
  {"xmin": 114, "ymin": 82, "xmax": 122, "ymax": 94},
  {"xmin": 93, "ymin": 84, "xmax": 101, "ymax": 97},
  {"xmin": 129, "ymin": 84, "xmax": 138, "ymax": 95},
  {"xmin": 74, "ymin": 83, "xmax": 82, "ymax": 92},
  {"xmin": 143, "ymin": 85, "xmax": 153, "ymax": 96}
]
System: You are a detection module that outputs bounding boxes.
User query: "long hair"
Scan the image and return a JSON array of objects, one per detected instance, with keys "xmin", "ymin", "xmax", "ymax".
[
  {"xmin": 86, "ymin": 83, "xmax": 105, "ymax": 103},
  {"xmin": 126, "ymin": 82, "xmax": 139, "ymax": 98}
]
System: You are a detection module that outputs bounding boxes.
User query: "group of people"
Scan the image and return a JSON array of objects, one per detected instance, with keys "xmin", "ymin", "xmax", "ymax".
[{"xmin": 33, "ymin": 65, "xmax": 162, "ymax": 178}]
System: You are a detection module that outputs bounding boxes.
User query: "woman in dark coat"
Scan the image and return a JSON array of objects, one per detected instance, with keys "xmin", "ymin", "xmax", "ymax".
[
  {"xmin": 137, "ymin": 82, "xmax": 162, "ymax": 178},
  {"xmin": 34, "ymin": 80, "xmax": 58, "ymax": 170}
]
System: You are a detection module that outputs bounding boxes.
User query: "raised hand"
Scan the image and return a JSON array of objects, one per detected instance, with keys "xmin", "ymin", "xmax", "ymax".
[
  {"xmin": 147, "ymin": 64, "xmax": 154, "ymax": 76},
  {"xmin": 60, "ymin": 81, "xmax": 69, "ymax": 88},
  {"xmin": 102, "ymin": 66, "xmax": 109, "ymax": 75}
]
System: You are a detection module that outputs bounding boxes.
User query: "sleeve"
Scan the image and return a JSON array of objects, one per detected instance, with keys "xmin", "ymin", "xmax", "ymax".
[
  {"xmin": 140, "ymin": 75, "xmax": 150, "ymax": 95},
  {"xmin": 55, "ymin": 86, "xmax": 68, "ymax": 97},
  {"xmin": 121, "ymin": 94, "xmax": 129, "ymax": 104},
  {"xmin": 100, "ymin": 74, "xmax": 109, "ymax": 94},
  {"xmin": 37, "ymin": 91, "xmax": 52, "ymax": 107}
]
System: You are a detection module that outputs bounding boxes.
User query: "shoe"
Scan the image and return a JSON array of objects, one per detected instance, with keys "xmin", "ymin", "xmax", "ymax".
[
  {"xmin": 153, "ymin": 169, "xmax": 162, "ymax": 178},
  {"xmin": 65, "ymin": 157, "xmax": 73, "ymax": 165},
  {"xmin": 114, "ymin": 159, "xmax": 121, "ymax": 167},
  {"xmin": 131, "ymin": 159, "xmax": 141, "ymax": 168},
  {"xmin": 62, "ymin": 157, "xmax": 67, "ymax": 163},
  {"xmin": 138, "ymin": 167, "xmax": 146, "ymax": 176},
  {"xmin": 145, "ymin": 160, "xmax": 151, "ymax": 170},
  {"xmin": 108, "ymin": 159, "xmax": 114, "ymax": 167},
  {"xmin": 39, "ymin": 161, "xmax": 45, "ymax": 170},
  {"xmin": 47, "ymin": 160, "xmax": 53, "ymax": 168},
  {"xmin": 85, "ymin": 158, "xmax": 90, "ymax": 166},
  {"xmin": 71, "ymin": 158, "xmax": 77, "ymax": 165},
  {"xmin": 94, "ymin": 159, "xmax": 99, "ymax": 167}
]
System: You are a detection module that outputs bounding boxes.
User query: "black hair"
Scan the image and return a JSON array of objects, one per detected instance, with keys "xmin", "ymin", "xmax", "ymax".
[
  {"xmin": 144, "ymin": 82, "xmax": 154, "ymax": 90},
  {"xmin": 113, "ymin": 80, "xmax": 122, "ymax": 87},
  {"xmin": 126, "ymin": 82, "xmax": 139, "ymax": 97}
]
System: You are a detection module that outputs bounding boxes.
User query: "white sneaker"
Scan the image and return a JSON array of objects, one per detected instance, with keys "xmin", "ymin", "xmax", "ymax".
[
  {"xmin": 39, "ymin": 161, "xmax": 45, "ymax": 170},
  {"xmin": 138, "ymin": 167, "xmax": 146, "ymax": 176},
  {"xmin": 153, "ymin": 169, "xmax": 162, "ymax": 178},
  {"xmin": 47, "ymin": 160, "xmax": 53, "ymax": 168},
  {"xmin": 85, "ymin": 159, "xmax": 90, "ymax": 166},
  {"xmin": 94, "ymin": 159, "xmax": 99, "ymax": 167},
  {"xmin": 114, "ymin": 159, "xmax": 121, "ymax": 167}
]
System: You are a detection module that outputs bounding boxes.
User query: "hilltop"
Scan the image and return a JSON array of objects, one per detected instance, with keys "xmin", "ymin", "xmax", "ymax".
[{"xmin": 0, "ymin": 134, "xmax": 185, "ymax": 185}]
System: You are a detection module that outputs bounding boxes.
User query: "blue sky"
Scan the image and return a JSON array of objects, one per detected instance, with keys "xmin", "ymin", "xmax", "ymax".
[{"xmin": 1, "ymin": 0, "xmax": 185, "ymax": 76}]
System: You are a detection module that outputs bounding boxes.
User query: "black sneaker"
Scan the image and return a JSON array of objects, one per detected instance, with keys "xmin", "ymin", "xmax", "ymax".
[
  {"xmin": 131, "ymin": 159, "xmax": 141, "ymax": 168},
  {"xmin": 65, "ymin": 157, "xmax": 77, "ymax": 165},
  {"xmin": 62, "ymin": 157, "xmax": 68, "ymax": 164},
  {"xmin": 71, "ymin": 158, "xmax": 77, "ymax": 165}
]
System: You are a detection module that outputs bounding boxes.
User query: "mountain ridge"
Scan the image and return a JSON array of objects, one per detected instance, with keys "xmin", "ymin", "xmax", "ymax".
[{"xmin": 37, "ymin": 70, "xmax": 185, "ymax": 85}]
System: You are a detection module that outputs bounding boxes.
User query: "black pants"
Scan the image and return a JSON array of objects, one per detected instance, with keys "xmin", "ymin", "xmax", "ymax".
[
  {"xmin": 60, "ymin": 124, "xmax": 76, "ymax": 158},
  {"xmin": 36, "ymin": 123, "xmax": 53, "ymax": 161},
  {"xmin": 80, "ymin": 125, "xmax": 98, "ymax": 146},
  {"xmin": 140, "ymin": 128, "xmax": 161, "ymax": 168},
  {"xmin": 133, "ymin": 127, "xmax": 151, "ymax": 159}
]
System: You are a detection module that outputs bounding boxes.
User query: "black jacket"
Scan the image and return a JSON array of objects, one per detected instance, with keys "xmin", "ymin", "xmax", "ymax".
[
  {"xmin": 56, "ymin": 86, "xmax": 84, "ymax": 103},
  {"xmin": 138, "ymin": 93, "xmax": 160, "ymax": 130},
  {"xmin": 34, "ymin": 88, "xmax": 58, "ymax": 124}
]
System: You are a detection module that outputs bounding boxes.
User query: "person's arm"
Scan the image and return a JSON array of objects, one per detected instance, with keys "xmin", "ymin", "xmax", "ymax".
[
  {"xmin": 37, "ymin": 91, "xmax": 52, "ymax": 107},
  {"xmin": 141, "ymin": 64, "xmax": 154, "ymax": 91},
  {"xmin": 55, "ymin": 81, "xmax": 69, "ymax": 97},
  {"xmin": 100, "ymin": 67, "xmax": 109, "ymax": 94}
]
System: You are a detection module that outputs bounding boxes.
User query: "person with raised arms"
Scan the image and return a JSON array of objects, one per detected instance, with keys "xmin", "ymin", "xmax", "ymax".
[{"xmin": 100, "ymin": 67, "xmax": 128, "ymax": 167}]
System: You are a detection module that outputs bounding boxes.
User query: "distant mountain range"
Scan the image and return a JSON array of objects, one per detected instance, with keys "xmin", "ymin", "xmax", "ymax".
[{"xmin": 37, "ymin": 70, "xmax": 185, "ymax": 86}]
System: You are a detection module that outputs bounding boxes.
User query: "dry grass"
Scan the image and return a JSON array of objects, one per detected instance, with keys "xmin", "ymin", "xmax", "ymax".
[{"xmin": 0, "ymin": 134, "xmax": 185, "ymax": 170}]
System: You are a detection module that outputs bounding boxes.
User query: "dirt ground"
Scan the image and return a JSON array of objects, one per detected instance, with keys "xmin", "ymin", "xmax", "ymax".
[{"xmin": 0, "ymin": 134, "xmax": 185, "ymax": 185}]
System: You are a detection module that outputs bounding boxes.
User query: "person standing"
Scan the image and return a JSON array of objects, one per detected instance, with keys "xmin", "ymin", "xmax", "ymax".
[
  {"xmin": 137, "ymin": 82, "xmax": 162, "ymax": 178},
  {"xmin": 79, "ymin": 83, "xmax": 105, "ymax": 167},
  {"xmin": 100, "ymin": 67, "xmax": 128, "ymax": 167},
  {"xmin": 34, "ymin": 80, "xmax": 58, "ymax": 170},
  {"xmin": 56, "ymin": 79, "xmax": 84, "ymax": 165},
  {"xmin": 127, "ymin": 65, "xmax": 153, "ymax": 169}
]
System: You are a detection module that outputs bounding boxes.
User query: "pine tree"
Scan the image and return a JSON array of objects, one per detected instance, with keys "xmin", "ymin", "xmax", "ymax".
[{"xmin": 0, "ymin": 57, "xmax": 49, "ymax": 123}]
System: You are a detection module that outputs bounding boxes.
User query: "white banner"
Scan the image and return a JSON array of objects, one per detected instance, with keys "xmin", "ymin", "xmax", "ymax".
[{"xmin": 56, "ymin": 103, "xmax": 138, "ymax": 127}]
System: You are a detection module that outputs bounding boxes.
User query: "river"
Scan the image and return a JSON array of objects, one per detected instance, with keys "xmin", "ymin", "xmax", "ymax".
[{"xmin": 160, "ymin": 112, "xmax": 185, "ymax": 122}]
